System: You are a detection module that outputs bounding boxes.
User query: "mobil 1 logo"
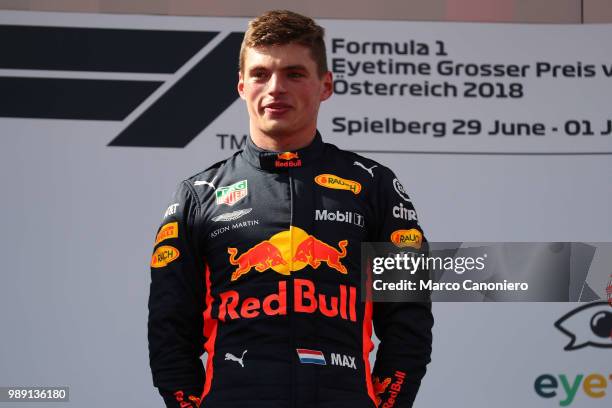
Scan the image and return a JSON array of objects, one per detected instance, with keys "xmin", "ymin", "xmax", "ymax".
[{"xmin": 315, "ymin": 210, "xmax": 365, "ymax": 228}]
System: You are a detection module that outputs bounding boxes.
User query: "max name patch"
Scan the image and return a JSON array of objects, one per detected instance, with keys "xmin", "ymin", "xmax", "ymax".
[
  {"xmin": 315, "ymin": 174, "xmax": 362, "ymax": 195},
  {"xmin": 151, "ymin": 245, "xmax": 180, "ymax": 268},
  {"xmin": 155, "ymin": 222, "xmax": 178, "ymax": 245},
  {"xmin": 390, "ymin": 229, "xmax": 423, "ymax": 249},
  {"xmin": 295, "ymin": 349, "xmax": 356, "ymax": 369}
]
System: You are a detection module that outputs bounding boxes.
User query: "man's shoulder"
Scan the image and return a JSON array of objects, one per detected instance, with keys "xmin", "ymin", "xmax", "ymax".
[
  {"xmin": 170, "ymin": 152, "xmax": 240, "ymax": 204},
  {"xmin": 323, "ymin": 142, "xmax": 395, "ymax": 182},
  {"xmin": 181, "ymin": 152, "xmax": 240, "ymax": 185}
]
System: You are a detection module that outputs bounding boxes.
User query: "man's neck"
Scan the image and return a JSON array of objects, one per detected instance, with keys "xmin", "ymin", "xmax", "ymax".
[{"xmin": 249, "ymin": 127, "xmax": 317, "ymax": 152}]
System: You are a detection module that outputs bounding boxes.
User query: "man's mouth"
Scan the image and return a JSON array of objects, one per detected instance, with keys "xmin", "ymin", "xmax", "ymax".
[{"xmin": 263, "ymin": 103, "xmax": 292, "ymax": 115}]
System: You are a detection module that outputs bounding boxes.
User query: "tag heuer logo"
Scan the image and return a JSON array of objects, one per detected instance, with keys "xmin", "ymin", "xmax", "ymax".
[{"xmin": 216, "ymin": 180, "xmax": 248, "ymax": 206}]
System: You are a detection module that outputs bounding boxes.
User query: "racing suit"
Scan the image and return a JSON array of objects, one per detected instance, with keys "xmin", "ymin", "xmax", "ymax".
[{"xmin": 148, "ymin": 132, "xmax": 433, "ymax": 408}]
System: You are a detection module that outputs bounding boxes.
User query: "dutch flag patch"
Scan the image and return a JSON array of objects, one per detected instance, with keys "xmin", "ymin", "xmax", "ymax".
[{"xmin": 296, "ymin": 349, "xmax": 326, "ymax": 365}]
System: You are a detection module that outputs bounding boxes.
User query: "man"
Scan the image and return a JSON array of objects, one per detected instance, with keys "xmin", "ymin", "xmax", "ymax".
[{"xmin": 148, "ymin": 10, "xmax": 433, "ymax": 408}]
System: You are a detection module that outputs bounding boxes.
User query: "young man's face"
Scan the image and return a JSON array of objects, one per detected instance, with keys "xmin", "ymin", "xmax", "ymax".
[{"xmin": 238, "ymin": 43, "xmax": 332, "ymax": 140}]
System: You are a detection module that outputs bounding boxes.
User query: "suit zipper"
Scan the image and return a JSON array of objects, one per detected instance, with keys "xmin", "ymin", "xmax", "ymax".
[{"xmin": 289, "ymin": 170, "xmax": 296, "ymax": 408}]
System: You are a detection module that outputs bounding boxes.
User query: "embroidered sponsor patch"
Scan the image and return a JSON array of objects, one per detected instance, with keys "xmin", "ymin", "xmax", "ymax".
[
  {"xmin": 378, "ymin": 371, "xmax": 406, "ymax": 408},
  {"xmin": 392, "ymin": 203, "xmax": 417, "ymax": 221},
  {"xmin": 151, "ymin": 245, "xmax": 180, "ymax": 268},
  {"xmin": 212, "ymin": 208, "xmax": 252, "ymax": 222},
  {"xmin": 392, "ymin": 178, "xmax": 411, "ymax": 202},
  {"xmin": 373, "ymin": 376, "xmax": 392, "ymax": 407},
  {"xmin": 330, "ymin": 352, "xmax": 356, "ymax": 369},
  {"xmin": 225, "ymin": 350, "xmax": 248, "ymax": 367},
  {"xmin": 276, "ymin": 152, "xmax": 302, "ymax": 168},
  {"xmin": 216, "ymin": 180, "xmax": 248, "ymax": 206},
  {"xmin": 164, "ymin": 203, "xmax": 179, "ymax": 218},
  {"xmin": 353, "ymin": 161, "xmax": 377, "ymax": 178},
  {"xmin": 315, "ymin": 174, "xmax": 361, "ymax": 195},
  {"xmin": 390, "ymin": 229, "xmax": 423, "ymax": 249},
  {"xmin": 278, "ymin": 152, "xmax": 299, "ymax": 160},
  {"xmin": 296, "ymin": 349, "xmax": 326, "ymax": 365},
  {"xmin": 155, "ymin": 222, "xmax": 178, "ymax": 245},
  {"xmin": 172, "ymin": 391, "xmax": 200, "ymax": 408},
  {"xmin": 315, "ymin": 209, "xmax": 364, "ymax": 227},
  {"xmin": 227, "ymin": 226, "xmax": 348, "ymax": 281}
]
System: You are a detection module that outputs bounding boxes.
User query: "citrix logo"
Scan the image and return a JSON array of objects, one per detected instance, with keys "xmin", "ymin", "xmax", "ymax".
[
  {"xmin": 392, "ymin": 202, "xmax": 417, "ymax": 221},
  {"xmin": 534, "ymin": 373, "xmax": 611, "ymax": 406}
]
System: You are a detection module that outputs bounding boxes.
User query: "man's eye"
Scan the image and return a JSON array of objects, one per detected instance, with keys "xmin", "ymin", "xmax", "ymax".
[
  {"xmin": 251, "ymin": 71, "xmax": 267, "ymax": 79},
  {"xmin": 288, "ymin": 72, "xmax": 305, "ymax": 78}
]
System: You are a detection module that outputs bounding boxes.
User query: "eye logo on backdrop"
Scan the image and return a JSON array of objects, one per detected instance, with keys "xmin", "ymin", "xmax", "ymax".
[{"xmin": 554, "ymin": 301, "xmax": 612, "ymax": 351}]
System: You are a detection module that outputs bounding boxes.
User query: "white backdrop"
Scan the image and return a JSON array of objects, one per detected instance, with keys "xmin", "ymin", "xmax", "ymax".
[{"xmin": 0, "ymin": 10, "xmax": 611, "ymax": 407}]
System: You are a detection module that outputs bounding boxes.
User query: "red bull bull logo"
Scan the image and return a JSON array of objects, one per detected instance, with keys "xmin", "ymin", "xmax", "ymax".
[
  {"xmin": 275, "ymin": 152, "xmax": 301, "ymax": 168},
  {"xmin": 172, "ymin": 391, "xmax": 200, "ymax": 408},
  {"xmin": 228, "ymin": 241, "xmax": 287, "ymax": 281},
  {"xmin": 227, "ymin": 227, "xmax": 348, "ymax": 280},
  {"xmin": 292, "ymin": 236, "xmax": 348, "ymax": 274},
  {"xmin": 277, "ymin": 152, "xmax": 299, "ymax": 160},
  {"xmin": 377, "ymin": 371, "xmax": 406, "ymax": 408}
]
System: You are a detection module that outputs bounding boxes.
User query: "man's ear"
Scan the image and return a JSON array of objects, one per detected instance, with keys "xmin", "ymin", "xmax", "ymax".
[
  {"xmin": 320, "ymin": 71, "xmax": 333, "ymax": 101},
  {"xmin": 237, "ymin": 71, "xmax": 245, "ymax": 100}
]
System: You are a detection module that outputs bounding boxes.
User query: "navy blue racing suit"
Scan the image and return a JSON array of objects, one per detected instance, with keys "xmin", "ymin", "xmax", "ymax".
[{"xmin": 148, "ymin": 132, "xmax": 433, "ymax": 407}]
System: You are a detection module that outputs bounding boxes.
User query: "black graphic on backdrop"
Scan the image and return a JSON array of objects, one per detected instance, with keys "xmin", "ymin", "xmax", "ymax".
[
  {"xmin": 0, "ymin": 26, "xmax": 243, "ymax": 147},
  {"xmin": 109, "ymin": 32, "xmax": 244, "ymax": 148}
]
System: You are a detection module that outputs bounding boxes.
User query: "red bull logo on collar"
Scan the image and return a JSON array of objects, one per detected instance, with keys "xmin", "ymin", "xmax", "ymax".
[
  {"xmin": 275, "ymin": 152, "xmax": 302, "ymax": 168},
  {"xmin": 227, "ymin": 226, "xmax": 348, "ymax": 281},
  {"xmin": 277, "ymin": 152, "xmax": 299, "ymax": 160}
]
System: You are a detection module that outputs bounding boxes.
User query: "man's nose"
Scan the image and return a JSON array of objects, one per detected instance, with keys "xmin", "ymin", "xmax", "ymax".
[{"xmin": 267, "ymin": 73, "xmax": 287, "ymax": 94}]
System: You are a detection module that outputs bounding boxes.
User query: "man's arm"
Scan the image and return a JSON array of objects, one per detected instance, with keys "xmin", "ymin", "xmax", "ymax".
[
  {"xmin": 371, "ymin": 168, "xmax": 433, "ymax": 408},
  {"xmin": 148, "ymin": 181, "xmax": 206, "ymax": 408}
]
